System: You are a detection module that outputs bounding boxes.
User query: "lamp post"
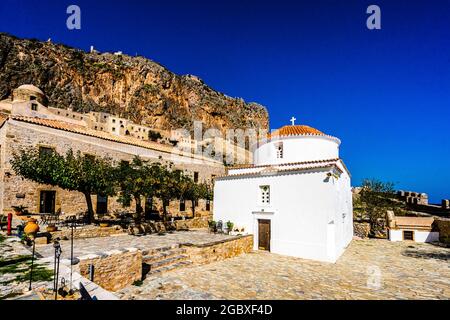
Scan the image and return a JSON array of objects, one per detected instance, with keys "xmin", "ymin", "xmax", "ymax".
[
  {"xmin": 53, "ymin": 241, "xmax": 62, "ymax": 300},
  {"xmin": 68, "ymin": 216, "xmax": 77, "ymax": 294},
  {"xmin": 28, "ymin": 238, "xmax": 36, "ymax": 291}
]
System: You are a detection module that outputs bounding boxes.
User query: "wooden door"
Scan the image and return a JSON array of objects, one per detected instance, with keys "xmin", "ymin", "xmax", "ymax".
[
  {"xmin": 39, "ymin": 191, "xmax": 56, "ymax": 214},
  {"xmin": 258, "ymin": 219, "xmax": 271, "ymax": 251}
]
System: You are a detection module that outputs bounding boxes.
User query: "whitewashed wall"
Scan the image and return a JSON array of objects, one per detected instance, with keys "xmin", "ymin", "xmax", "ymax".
[
  {"xmin": 254, "ymin": 136, "xmax": 340, "ymax": 166},
  {"xmin": 214, "ymin": 167, "xmax": 353, "ymax": 263},
  {"xmin": 389, "ymin": 229, "xmax": 439, "ymax": 243}
]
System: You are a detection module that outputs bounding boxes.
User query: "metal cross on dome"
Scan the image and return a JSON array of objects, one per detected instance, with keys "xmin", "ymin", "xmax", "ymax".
[{"xmin": 290, "ymin": 117, "xmax": 297, "ymax": 126}]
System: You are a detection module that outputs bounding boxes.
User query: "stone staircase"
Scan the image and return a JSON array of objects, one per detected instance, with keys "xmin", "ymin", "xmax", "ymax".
[{"xmin": 142, "ymin": 245, "xmax": 192, "ymax": 276}]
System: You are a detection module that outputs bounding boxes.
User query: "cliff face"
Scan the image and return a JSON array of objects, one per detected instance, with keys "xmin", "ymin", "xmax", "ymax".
[{"xmin": 0, "ymin": 33, "xmax": 268, "ymax": 132}]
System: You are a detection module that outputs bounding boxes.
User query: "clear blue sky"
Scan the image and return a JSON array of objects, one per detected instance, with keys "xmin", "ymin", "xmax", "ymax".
[{"xmin": 1, "ymin": 0, "xmax": 449, "ymax": 202}]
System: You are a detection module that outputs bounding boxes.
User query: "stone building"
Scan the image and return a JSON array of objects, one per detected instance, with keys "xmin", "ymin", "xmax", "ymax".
[
  {"xmin": 397, "ymin": 190, "xmax": 429, "ymax": 205},
  {"xmin": 0, "ymin": 85, "xmax": 225, "ymax": 218},
  {"xmin": 0, "ymin": 85, "xmax": 252, "ymax": 164}
]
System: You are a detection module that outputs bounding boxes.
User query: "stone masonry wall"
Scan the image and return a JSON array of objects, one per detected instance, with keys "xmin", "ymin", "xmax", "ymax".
[
  {"xmin": 435, "ymin": 218, "xmax": 450, "ymax": 244},
  {"xmin": 175, "ymin": 216, "xmax": 210, "ymax": 230},
  {"xmin": 182, "ymin": 235, "xmax": 253, "ymax": 266},
  {"xmin": 353, "ymin": 221, "xmax": 371, "ymax": 239},
  {"xmin": 78, "ymin": 248, "xmax": 142, "ymax": 292},
  {"xmin": 50, "ymin": 225, "xmax": 126, "ymax": 240},
  {"xmin": 0, "ymin": 120, "xmax": 224, "ymax": 216}
]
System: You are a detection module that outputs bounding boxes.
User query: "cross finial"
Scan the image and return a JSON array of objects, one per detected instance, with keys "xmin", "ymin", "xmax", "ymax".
[{"xmin": 290, "ymin": 116, "xmax": 297, "ymax": 126}]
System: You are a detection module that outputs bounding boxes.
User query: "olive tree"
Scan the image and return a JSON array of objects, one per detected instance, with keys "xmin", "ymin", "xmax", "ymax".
[{"xmin": 11, "ymin": 148, "xmax": 116, "ymax": 224}]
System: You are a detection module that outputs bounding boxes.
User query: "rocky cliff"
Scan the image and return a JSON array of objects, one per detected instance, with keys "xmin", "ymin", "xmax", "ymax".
[{"xmin": 0, "ymin": 33, "xmax": 268, "ymax": 132}]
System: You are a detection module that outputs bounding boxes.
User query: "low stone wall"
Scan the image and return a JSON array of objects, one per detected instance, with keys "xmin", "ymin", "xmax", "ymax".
[
  {"xmin": 50, "ymin": 225, "xmax": 125, "ymax": 240},
  {"xmin": 353, "ymin": 222, "xmax": 371, "ymax": 239},
  {"xmin": 78, "ymin": 248, "xmax": 142, "ymax": 292},
  {"xmin": 435, "ymin": 218, "xmax": 450, "ymax": 244},
  {"xmin": 128, "ymin": 217, "xmax": 209, "ymax": 235},
  {"xmin": 182, "ymin": 235, "xmax": 253, "ymax": 266},
  {"xmin": 175, "ymin": 216, "xmax": 209, "ymax": 230}
]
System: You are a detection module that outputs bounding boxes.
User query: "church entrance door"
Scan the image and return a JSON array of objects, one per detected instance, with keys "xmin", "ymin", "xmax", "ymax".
[{"xmin": 258, "ymin": 219, "xmax": 271, "ymax": 251}]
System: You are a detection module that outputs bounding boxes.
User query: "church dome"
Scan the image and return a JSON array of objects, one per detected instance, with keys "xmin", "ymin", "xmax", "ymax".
[
  {"xmin": 254, "ymin": 121, "xmax": 340, "ymax": 166},
  {"xmin": 13, "ymin": 84, "xmax": 46, "ymax": 104},
  {"xmin": 270, "ymin": 125, "xmax": 325, "ymax": 138},
  {"xmin": 16, "ymin": 84, "xmax": 45, "ymax": 96}
]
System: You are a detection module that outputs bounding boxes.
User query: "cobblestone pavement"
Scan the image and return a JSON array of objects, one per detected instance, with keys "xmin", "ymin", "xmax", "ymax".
[
  {"xmin": 0, "ymin": 236, "xmax": 54, "ymax": 299},
  {"xmin": 117, "ymin": 239, "xmax": 450, "ymax": 300},
  {"xmin": 36, "ymin": 230, "xmax": 234, "ymax": 259}
]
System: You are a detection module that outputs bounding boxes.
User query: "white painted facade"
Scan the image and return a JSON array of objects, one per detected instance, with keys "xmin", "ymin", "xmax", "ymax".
[
  {"xmin": 214, "ymin": 126, "xmax": 353, "ymax": 263},
  {"xmin": 389, "ymin": 229, "xmax": 439, "ymax": 243}
]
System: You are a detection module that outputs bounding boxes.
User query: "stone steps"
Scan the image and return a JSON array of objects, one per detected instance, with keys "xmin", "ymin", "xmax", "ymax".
[
  {"xmin": 142, "ymin": 245, "xmax": 192, "ymax": 276},
  {"xmin": 142, "ymin": 248, "xmax": 187, "ymax": 264},
  {"xmin": 148, "ymin": 254, "xmax": 190, "ymax": 271},
  {"xmin": 147, "ymin": 260, "xmax": 193, "ymax": 276}
]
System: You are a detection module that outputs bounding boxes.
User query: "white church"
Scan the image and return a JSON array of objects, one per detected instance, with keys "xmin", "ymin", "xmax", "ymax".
[{"xmin": 213, "ymin": 118, "xmax": 353, "ymax": 263}]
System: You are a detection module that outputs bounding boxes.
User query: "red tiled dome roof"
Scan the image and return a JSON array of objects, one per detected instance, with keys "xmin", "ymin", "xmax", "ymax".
[{"xmin": 270, "ymin": 125, "xmax": 325, "ymax": 138}]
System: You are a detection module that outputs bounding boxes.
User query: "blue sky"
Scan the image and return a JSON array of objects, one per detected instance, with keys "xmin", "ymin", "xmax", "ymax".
[{"xmin": 1, "ymin": 0, "xmax": 449, "ymax": 202}]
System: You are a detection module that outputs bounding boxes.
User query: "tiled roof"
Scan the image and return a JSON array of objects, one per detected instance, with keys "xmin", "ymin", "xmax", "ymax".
[
  {"xmin": 270, "ymin": 125, "xmax": 325, "ymax": 138},
  {"xmin": 229, "ymin": 158, "xmax": 340, "ymax": 170},
  {"xmin": 9, "ymin": 115, "xmax": 220, "ymax": 163},
  {"xmin": 394, "ymin": 216, "xmax": 435, "ymax": 230},
  {"xmin": 217, "ymin": 160, "xmax": 344, "ymax": 180}
]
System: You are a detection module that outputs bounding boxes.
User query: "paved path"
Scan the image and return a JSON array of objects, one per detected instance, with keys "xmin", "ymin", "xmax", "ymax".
[
  {"xmin": 36, "ymin": 230, "xmax": 234, "ymax": 259},
  {"xmin": 0, "ymin": 237, "xmax": 54, "ymax": 300},
  {"xmin": 117, "ymin": 239, "xmax": 450, "ymax": 300}
]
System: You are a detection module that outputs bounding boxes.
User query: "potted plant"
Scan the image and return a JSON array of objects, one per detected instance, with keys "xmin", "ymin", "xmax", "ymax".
[
  {"xmin": 208, "ymin": 220, "xmax": 217, "ymax": 233},
  {"xmin": 12, "ymin": 205, "xmax": 28, "ymax": 216},
  {"xmin": 24, "ymin": 218, "xmax": 40, "ymax": 239},
  {"xmin": 226, "ymin": 221, "xmax": 234, "ymax": 234}
]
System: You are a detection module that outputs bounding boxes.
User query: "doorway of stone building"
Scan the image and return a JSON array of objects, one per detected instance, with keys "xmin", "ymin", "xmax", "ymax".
[
  {"xmin": 96, "ymin": 195, "xmax": 108, "ymax": 215},
  {"xmin": 39, "ymin": 191, "xmax": 56, "ymax": 214},
  {"xmin": 258, "ymin": 219, "xmax": 271, "ymax": 251}
]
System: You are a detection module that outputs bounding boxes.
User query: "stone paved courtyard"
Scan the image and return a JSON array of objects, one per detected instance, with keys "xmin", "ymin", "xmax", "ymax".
[
  {"xmin": 36, "ymin": 230, "xmax": 235, "ymax": 259},
  {"xmin": 117, "ymin": 239, "xmax": 450, "ymax": 300}
]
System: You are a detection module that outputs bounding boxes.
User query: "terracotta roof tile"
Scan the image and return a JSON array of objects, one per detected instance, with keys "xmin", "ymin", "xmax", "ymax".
[
  {"xmin": 10, "ymin": 115, "xmax": 219, "ymax": 163},
  {"xmin": 218, "ymin": 162, "xmax": 343, "ymax": 180},
  {"xmin": 270, "ymin": 125, "xmax": 325, "ymax": 138},
  {"xmin": 229, "ymin": 158, "xmax": 340, "ymax": 170}
]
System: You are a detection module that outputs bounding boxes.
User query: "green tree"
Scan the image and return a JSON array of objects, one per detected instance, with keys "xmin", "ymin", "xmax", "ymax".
[
  {"xmin": 115, "ymin": 157, "xmax": 164, "ymax": 222},
  {"xmin": 11, "ymin": 148, "xmax": 116, "ymax": 224},
  {"xmin": 356, "ymin": 178, "xmax": 405, "ymax": 237},
  {"xmin": 180, "ymin": 175, "xmax": 214, "ymax": 217},
  {"xmin": 154, "ymin": 166, "xmax": 185, "ymax": 221}
]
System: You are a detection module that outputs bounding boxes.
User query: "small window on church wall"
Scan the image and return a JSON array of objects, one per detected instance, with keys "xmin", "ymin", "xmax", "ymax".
[
  {"xmin": 31, "ymin": 103, "xmax": 38, "ymax": 111},
  {"xmin": 276, "ymin": 143, "xmax": 283, "ymax": 159},
  {"xmin": 260, "ymin": 185, "xmax": 270, "ymax": 205}
]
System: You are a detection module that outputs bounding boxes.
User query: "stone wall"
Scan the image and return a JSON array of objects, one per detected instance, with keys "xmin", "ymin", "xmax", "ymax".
[
  {"xmin": 353, "ymin": 221, "xmax": 371, "ymax": 239},
  {"xmin": 435, "ymin": 218, "xmax": 450, "ymax": 244},
  {"xmin": 182, "ymin": 235, "xmax": 253, "ymax": 266},
  {"xmin": 78, "ymin": 248, "xmax": 142, "ymax": 292},
  {"xmin": 0, "ymin": 119, "xmax": 223, "ymax": 216},
  {"xmin": 175, "ymin": 216, "xmax": 210, "ymax": 230},
  {"xmin": 50, "ymin": 225, "xmax": 126, "ymax": 240}
]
